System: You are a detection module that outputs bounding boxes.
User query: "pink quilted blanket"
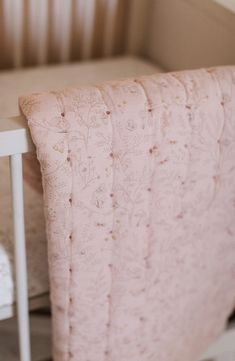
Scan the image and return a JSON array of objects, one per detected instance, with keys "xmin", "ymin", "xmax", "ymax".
[{"xmin": 20, "ymin": 67, "xmax": 235, "ymax": 361}]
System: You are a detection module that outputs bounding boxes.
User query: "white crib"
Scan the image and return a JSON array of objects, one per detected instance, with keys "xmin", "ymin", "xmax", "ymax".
[{"xmin": 0, "ymin": 1, "xmax": 235, "ymax": 360}]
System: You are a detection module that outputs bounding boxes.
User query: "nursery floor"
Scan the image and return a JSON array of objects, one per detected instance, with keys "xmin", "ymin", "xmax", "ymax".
[{"xmin": 0, "ymin": 313, "xmax": 51, "ymax": 361}]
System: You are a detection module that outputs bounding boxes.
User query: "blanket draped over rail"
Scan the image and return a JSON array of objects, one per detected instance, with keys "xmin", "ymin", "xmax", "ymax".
[{"xmin": 20, "ymin": 67, "xmax": 235, "ymax": 361}]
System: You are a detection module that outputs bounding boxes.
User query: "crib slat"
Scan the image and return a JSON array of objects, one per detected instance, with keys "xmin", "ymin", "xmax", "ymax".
[
  {"xmin": 59, "ymin": 0, "xmax": 72, "ymax": 63},
  {"xmin": 126, "ymin": 0, "xmax": 149, "ymax": 54},
  {"xmin": 103, "ymin": 0, "xmax": 118, "ymax": 56},
  {"xmin": 52, "ymin": 0, "xmax": 72, "ymax": 63},
  {"xmin": 12, "ymin": 0, "xmax": 24, "ymax": 68},
  {"xmin": 81, "ymin": 0, "xmax": 96, "ymax": 60},
  {"xmin": 10, "ymin": 154, "xmax": 31, "ymax": 361},
  {"xmin": 36, "ymin": 0, "xmax": 48, "ymax": 65},
  {"xmin": 27, "ymin": 0, "xmax": 48, "ymax": 66}
]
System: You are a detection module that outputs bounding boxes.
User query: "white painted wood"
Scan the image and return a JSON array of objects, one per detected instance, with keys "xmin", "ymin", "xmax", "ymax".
[
  {"xmin": 0, "ymin": 116, "xmax": 34, "ymax": 157},
  {"xmin": 10, "ymin": 154, "xmax": 31, "ymax": 361}
]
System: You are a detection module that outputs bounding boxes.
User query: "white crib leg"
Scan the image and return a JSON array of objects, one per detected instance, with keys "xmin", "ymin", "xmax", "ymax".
[{"xmin": 10, "ymin": 154, "xmax": 31, "ymax": 361}]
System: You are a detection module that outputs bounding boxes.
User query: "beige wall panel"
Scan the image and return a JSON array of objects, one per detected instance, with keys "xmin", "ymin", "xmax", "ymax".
[{"xmin": 145, "ymin": 0, "xmax": 235, "ymax": 71}]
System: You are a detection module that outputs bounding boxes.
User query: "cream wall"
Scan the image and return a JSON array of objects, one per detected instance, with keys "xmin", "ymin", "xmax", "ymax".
[{"xmin": 145, "ymin": 0, "xmax": 235, "ymax": 71}]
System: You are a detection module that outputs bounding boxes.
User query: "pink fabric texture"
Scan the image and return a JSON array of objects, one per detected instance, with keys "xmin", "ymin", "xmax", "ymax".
[{"xmin": 19, "ymin": 67, "xmax": 235, "ymax": 361}]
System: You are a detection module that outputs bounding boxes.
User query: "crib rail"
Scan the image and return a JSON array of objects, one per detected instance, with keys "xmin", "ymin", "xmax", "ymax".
[
  {"xmin": 0, "ymin": 115, "xmax": 33, "ymax": 361},
  {"xmin": 0, "ymin": 116, "xmax": 34, "ymax": 156}
]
